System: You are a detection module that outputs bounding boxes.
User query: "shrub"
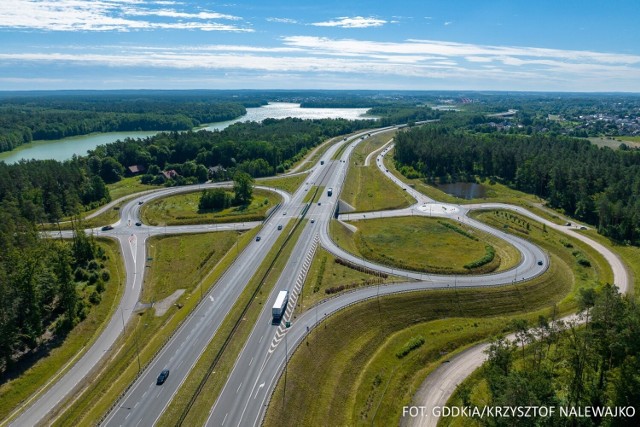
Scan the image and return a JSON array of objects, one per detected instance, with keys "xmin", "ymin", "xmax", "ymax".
[
  {"xmin": 396, "ymin": 336, "xmax": 425, "ymax": 359},
  {"xmin": 101, "ymin": 270, "xmax": 111, "ymax": 282},
  {"xmin": 464, "ymin": 245, "xmax": 495, "ymax": 269}
]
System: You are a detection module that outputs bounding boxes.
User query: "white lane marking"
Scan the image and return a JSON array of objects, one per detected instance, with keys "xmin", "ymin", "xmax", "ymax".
[
  {"xmin": 222, "ymin": 413, "xmax": 228, "ymax": 426},
  {"xmin": 249, "ymin": 356, "xmax": 254, "ymax": 366},
  {"xmin": 236, "ymin": 382, "xmax": 242, "ymax": 394},
  {"xmin": 258, "ymin": 334, "xmax": 264, "ymax": 343},
  {"xmin": 254, "ymin": 382, "xmax": 265, "ymax": 399}
]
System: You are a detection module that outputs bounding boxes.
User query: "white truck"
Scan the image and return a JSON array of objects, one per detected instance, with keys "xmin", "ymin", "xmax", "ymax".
[{"xmin": 272, "ymin": 290, "xmax": 289, "ymax": 321}]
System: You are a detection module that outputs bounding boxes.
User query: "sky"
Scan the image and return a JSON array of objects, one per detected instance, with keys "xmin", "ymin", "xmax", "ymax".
[{"xmin": 0, "ymin": 0, "xmax": 639, "ymax": 92}]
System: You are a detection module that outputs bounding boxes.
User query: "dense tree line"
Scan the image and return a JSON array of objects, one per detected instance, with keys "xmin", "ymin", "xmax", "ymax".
[
  {"xmin": 0, "ymin": 159, "xmax": 110, "ymax": 223},
  {"xmin": 87, "ymin": 117, "xmax": 372, "ymax": 185},
  {"xmin": 394, "ymin": 126, "xmax": 640, "ymax": 244},
  {"xmin": 468, "ymin": 285, "xmax": 639, "ymax": 426},
  {"xmin": 369, "ymin": 105, "xmax": 442, "ymax": 126},
  {"xmin": 0, "ymin": 97, "xmax": 249, "ymax": 152}
]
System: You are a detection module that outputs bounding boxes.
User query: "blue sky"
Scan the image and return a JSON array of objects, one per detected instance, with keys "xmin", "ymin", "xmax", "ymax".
[{"xmin": 0, "ymin": 0, "xmax": 639, "ymax": 92}]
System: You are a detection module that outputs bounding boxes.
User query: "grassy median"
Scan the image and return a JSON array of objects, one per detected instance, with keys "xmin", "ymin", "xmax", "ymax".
[
  {"xmin": 257, "ymin": 173, "xmax": 308, "ymax": 194},
  {"xmin": 341, "ymin": 131, "xmax": 415, "ymax": 212},
  {"xmin": 158, "ymin": 220, "xmax": 306, "ymax": 426}
]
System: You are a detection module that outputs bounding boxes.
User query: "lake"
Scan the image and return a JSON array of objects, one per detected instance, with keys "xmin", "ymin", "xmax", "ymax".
[
  {"xmin": 0, "ymin": 103, "xmax": 373, "ymax": 164},
  {"xmin": 437, "ymin": 182, "xmax": 487, "ymax": 199}
]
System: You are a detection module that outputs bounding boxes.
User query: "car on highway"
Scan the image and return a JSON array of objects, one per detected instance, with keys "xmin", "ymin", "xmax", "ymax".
[
  {"xmin": 277, "ymin": 224, "xmax": 283, "ymax": 230},
  {"xmin": 537, "ymin": 260, "xmax": 543, "ymax": 265},
  {"xmin": 256, "ymin": 236, "xmax": 261, "ymax": 241},
  {"xmin": 317, "ymin": 202, "xmax": 321, "ymax": 206},
  {"xmin": 101, "ymin": 225, "xmax": 114, "ymax": 231},
  {"xmin": 138, "ymin": 201, "xmax": 144, "ymax": 205},
  {"xmin": 135, "ymin": 222, "xmax": 142, "ymax": 226},
  {"xmin": 311, "ymin": 218, "xmax": 315, "ymax": 223},
  {"xmin": 157, "ymin": 369, "xmax": 169, "ymax": 385}
]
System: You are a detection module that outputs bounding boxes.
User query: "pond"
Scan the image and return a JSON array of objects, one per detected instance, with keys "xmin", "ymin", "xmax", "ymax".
[{"xmin": 437, "ymin": 182, "xmax": 487, "ymax": 199}]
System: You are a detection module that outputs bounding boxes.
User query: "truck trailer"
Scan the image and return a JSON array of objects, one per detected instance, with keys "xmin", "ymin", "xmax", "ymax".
[{"xmin": 272, "ymin": 290, "xmax": 289, "ymax": 321}]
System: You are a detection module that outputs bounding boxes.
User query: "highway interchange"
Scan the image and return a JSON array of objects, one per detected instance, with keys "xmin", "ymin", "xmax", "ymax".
[{"xmin": 7, "ymin": 124, "xmax": 629, "ymax": 427}]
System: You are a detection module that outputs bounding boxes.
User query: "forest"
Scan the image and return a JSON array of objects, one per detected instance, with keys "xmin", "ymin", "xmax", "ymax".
[
  {"xmin": 394, "ymin": 125, "xmax": 640, "ymax": 244},
  {"xmin": 0, "ymin": 213, "xmax": 109, "ymax": 374},
  {"xmin": 86, "ymin": 117, "xmax": 372, "ymax": 185},
  {"xmin": 469, "ymin": 285, "xmax": 640, "ymax": 426},
  {"xmin": 0, "ymin": 93, "xmax": 253, "ymax": 153}
]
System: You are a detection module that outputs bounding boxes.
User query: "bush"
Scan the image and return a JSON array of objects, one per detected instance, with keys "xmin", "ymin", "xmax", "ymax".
[
  {"xmin": 464, "ymin": 245, "xmax": 495, "ymax": 269},
  {"xmin": 96, "ymin": 280, "xmax": 106, "ymax": 293},
  {"xmin": 89, "ymin": 290, "xmax": 101, "ymax": 305},
  {"xmin": 396, "ymin": 336, "xmax": 425, "ymax": 359},
  {"xmin": 101, "ymin": 270, "xmax": 110, "ymax": 282}
]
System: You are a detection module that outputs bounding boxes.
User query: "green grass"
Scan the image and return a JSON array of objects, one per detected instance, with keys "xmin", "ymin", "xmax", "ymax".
[
  {"xmin": 141, "ymin": 188, "xmax": 282, "ymax": 226},
  {"xmin": 0, "ymin": 239, "xmax": 124, "ymax": 424},
  {"xmin": 303, "ymin": 186, "xmax": 324, "ymax": 203},
  {"xmin": 297, "ymin": 248, "xmax": 406, "ymax": 311},
  {"xmin": 578, "ymin": 229, "xmax": 637, "ymax": 300},
  {"xmin": 52, "ymin": 229, "xmax": 259, "ymax": 426},
  {"xmin": 263, "ymin": 209, "xmax": 611, "ymax": 427},
  {"xmin": 588, "ymin": 136, "xmax": 640, "ymax": 149},
  {"xmin": 257, "ymin": 172, "xmax": 309, "ymax": 194},
  {"xmin": 157, "ymin": 220, "xmax": 306, "ymax": 426},
  {"xmin": 292, "ymin": 134, "xmax": 348, "ymax": 172},
  {"xmin": 341, "ymin": 131, "xmax": 415, "ymax": 212},
  {"xmin": 345, "ymin": 216, "xmax": 518, "ymax": 275},
  {"xmin": 107, "ymin": 176, "xmax": 156, "ymax": 201}
]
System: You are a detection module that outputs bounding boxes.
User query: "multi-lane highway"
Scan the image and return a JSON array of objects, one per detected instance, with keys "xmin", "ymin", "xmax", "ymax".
[{"xmin": 7, "ymin": 122, "xmax": 625, "ymax": 427}]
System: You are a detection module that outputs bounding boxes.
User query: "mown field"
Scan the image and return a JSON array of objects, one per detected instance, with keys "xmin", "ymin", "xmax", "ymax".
[{"xmin": 141, "ymin": 188, "xmax": 281, "ymax": 226}]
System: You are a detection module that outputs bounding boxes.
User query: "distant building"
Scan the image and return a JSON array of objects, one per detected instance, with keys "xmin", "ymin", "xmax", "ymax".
[
  {"xmin": 161, "ymin": 169, "xmax": 179, "ymax": 180},
  {"xmin": 127, "ymin": 165, "xmax": 146, "ymax": 175},
  {"xmin": 208, "ymin": 165, "xmax": 227, "ymax": 179}
]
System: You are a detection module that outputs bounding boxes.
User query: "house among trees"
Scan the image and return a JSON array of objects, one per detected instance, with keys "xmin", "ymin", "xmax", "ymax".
[
  {"xmin": 161, "ymin": 169, "xmax": 179, "ymax": 180},
  {"xmin": 208, "ymin": 165, "xmax": 227, "ymax": 180},
  {"xmin": 127, "ymin": 164, "xmax": 146, "ymax": 175}
]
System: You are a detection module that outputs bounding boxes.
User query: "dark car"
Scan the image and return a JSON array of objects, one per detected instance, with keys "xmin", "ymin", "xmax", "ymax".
[
  {"xmin": 277, "ymin": 224, "xmax": 283, "ymax": 230},
  {"xmin": 256, "ymin": 236, "xmax": 261, "ymax": 241},
  {"xmin": 157, "ymin": 369, "xmax": 170, "ymax": 385},
  {"xmin": 101, "ymin": 225, "xmax": 113, "ymax": 231},
  {"xmin": 537, "ymin": 260, "xmax": 544, "ymax": 266},
  {"xmin": 138, "ymin": 201, "xmax": 144, "ymax": 205},
  {"xmin": 135, "ymin": 222, "xmax": 142, "ymax": 226}
]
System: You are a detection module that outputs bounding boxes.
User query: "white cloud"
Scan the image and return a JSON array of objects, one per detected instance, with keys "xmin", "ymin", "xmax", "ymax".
[
  {"xmin": 311, "ymin": 16, "xmax": 386, "ymax": 28},
  {"xmin": 0, "ymin": 0, "xmax": 250, "ymax": 32},
  {"xmin": 444, "ymin": 21, "xmax": 453, "ymax": 26},
  {"xmin": 1, "ymin": 35, "xmax": 639, "ymax": 91},
  {"xmin": 266, "ymin": 17, "xmax": 298, "ymax": 24}
]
